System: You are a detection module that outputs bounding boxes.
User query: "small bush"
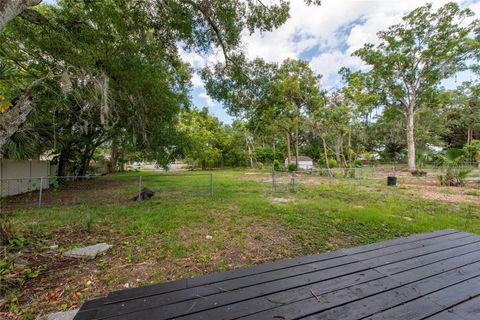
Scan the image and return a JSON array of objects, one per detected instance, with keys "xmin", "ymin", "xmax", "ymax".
[
  {"xmin": 288, "ymin": 163, "xmax": 297, "ymax": 171},
  {"xmin": 0, "ymin": 216, "xmax": 14, "ymax": 245},
  {"xmin": 83, "ymin": 213, "xmax": 94, "ymax": 232},
  {"xmin": 318, "ymin": 168, "xmax": 330, "ymax": 176},
  {"xmin": 328, "ymin": 158, "xmax": 337, "ymax": 168},
  {"xmin": 273, "ymin": 160, "xmax": 281, "ymax": 170},
  {"xmin": 256, "ymin": 162, "xmax": 264, "ymax": 170}
]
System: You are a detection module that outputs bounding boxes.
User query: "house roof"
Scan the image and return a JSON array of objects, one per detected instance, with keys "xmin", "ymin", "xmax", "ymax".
[{"xmin": 286, "ymin": 156, "xmax": 313, "ymax": 162}]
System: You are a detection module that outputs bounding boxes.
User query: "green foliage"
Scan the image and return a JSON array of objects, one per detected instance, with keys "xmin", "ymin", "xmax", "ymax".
[
  {"xmin": 273, "ymin": 160, "xmax": 281, "ymax": 170},
  {"xmin": 288, "ymin": 163, "xmax": 297, "ymax": 171},
  {"xmin": 437, "ymin": 148, "xmax": 472, "ymax": 187},
  {"xmin": 328, "ymin": 159, "xmax": 338, "ymax": 168},
  {"xmin": 8, "ymin": 235, "xmax": 26, "ymax": 247},
  {"xmin": 353, "ymin": 2, "xmax": 479, "ymax": 171},
  {"xmin": 464, "ymin": 140, "xmax": 480, "ymax": 164},
  {"xmin": 83, "ymin": 213, "xmax": 94, "ymax": 233},
  {"xmin": 255, "ymin": 147, "xmax": 275, "ymax": 164},
  {"xmin": 180, "ymin": 108, "xmax": 225, "ymax": 169},
  {"xmin": 1, "ymin": 0, "xmax": 322, "ymax": 172}
]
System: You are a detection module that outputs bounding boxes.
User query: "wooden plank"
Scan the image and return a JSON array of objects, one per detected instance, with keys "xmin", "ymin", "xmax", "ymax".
[
  {"xmin": 74, "ymin": 297, "xmax": 108, "ymax": 320},
  {"xmin": 390, "ymin": 250, "xmax": 480, "ymax": 284},
  {"xmin": 348, "ymin": 232, "xmax": 472, "ymax": 261},
  {"xmin": 177, "ymin": 269, "xmax": 386, "ymax": 320},
  {"xmin": 425, "ymin": 276, "xmax": 480, "ymax": 308},
  {"xmin": 423, "ymin": 312, "xmax": 465, "ymax": 320},
  {"xmin": 360, "ymin": 297, "xmax": 444, "ymax": 320},
  {"xmin": 341, "ymin": 229, "xmax": 458, "ymax": 255},
  {"xmin": 234, "ymin": 256, "xmax": 480, "ymax": 320},
  {"xmin": 98, "ymin": 233, "xmax": 479, "ymax": 316},
  {"xmin": 296, "ymin": 264, "xmax": 480, "ymax": 320},
  {"xmin": 175, "ymin": 241, "xmax": 480, "ymax": 320},
  {"xmin": 104, "ymin": 230, "xmax": 460, "ymax": 304},
  {"xmin": 72, "ymin": 230, "xmax": 480, "ymax": 320},
  {"xmin": 92, "ymin": 233, "xmax": 479, "ymax": 319},
  {"xmin": 95, "ymin": 244, "xmax": 480, "ymax": 320},
  {"xmin": 425, "ymin": 296, "xmax": 480, "ymax": 320},
  {"xmin": 94, "ymin": 260, "xmax": 369, "ymax": 319},
  {"xmin": 374, "ymin": 238, "xmax": 480, "ymax": 275},
  {"xmin": 365, "ymin": 276, "xmax": 480, "ymax": 320},
  {"xmin": 104, "ymin": 231, "xmax": 471, "ymax": 308},
  {"xmin": 101, "ymin": 255, "xmax": 358, "ymax": 310},
  {"xmin": 105, "ymin": 250, "xmax": 347, "ymax": 304}
]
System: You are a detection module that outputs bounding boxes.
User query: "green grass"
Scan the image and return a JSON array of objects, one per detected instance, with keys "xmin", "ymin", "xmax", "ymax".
[
  {"xmin": 3, "ymin": 169, "xmax": 480, "ymax": 318},
  {"xmin": 9, "ymin": 169, "xmax": 480, "ymax": 253}
]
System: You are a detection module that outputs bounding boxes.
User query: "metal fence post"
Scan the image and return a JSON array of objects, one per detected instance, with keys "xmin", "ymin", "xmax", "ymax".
[
  {"xmin": 272, "ymin": 167, "xmax": 276, "ymax": 193},
  {"xmin": 210, "ymin": 173, "xmax": 213, "ymax": 196},
  {"xmin": 38, "ymin": 177, "xmax": 43, "ymax": 208},
  {"xmin": 138, "ymin": 176, "xmax": 143, "ymax": 201},
  {"xmin": 291, "ymin": 171, "xmax": 296, "ymax": 192}
]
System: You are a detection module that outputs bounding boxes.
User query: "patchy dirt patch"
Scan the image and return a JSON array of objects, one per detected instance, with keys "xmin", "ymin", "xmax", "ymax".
[
  {"xmin": 150, "ymin": 219, "xmax": 301, "ymax": 283},
  {"xmin": 0, "ymin": 227, "xmax": 151, "ymax": 319},
  {"xmin": 400, "ymin": 185, "xmax": 480, "ymax": 205},
  {"xmin": 326, "ymin": 234, "xmax": 354, "ymax": 251}
]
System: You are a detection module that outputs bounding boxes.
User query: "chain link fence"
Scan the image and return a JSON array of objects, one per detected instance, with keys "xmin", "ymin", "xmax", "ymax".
[
  {"xmin": 0, "ymin": 173, "xmax": 213, "ymax": 212},
  {"xmin": 271, "ymin": 164, "xmax": 480, "ymax": 194}
]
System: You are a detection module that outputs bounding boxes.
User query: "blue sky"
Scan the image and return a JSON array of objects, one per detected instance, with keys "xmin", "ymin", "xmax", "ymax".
[{"xmin": 185, "ymin": 0, "xmax": 480, "ymax": 124}]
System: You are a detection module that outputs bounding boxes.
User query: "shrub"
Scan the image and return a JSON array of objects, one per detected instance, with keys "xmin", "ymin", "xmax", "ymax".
[
  {"xmin": 288, "ymin": 163, "xmax": 297, "ymax": 171},
  {"xmin": 328, "ymin": 158, "xmax": 337, "ymax": 168},
  {"xmin": 437, "ymin": 148, "xmax": 471, "ymax": 187},
  {"xmin": 273, "ymin": 160, "xmax": 281, "ymax": 170},
  {"xmin": 353, "ymin": 159, "xmax": 363, "ymax": 168}
]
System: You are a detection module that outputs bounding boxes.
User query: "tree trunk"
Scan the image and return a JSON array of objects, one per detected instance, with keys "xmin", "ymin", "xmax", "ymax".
[
  {"xmin": 0, "ymin": 93, "xmax": 33, "ymax": 150},
  {"xmin": 321, "ymin": 135, "xmax": 332, "ymax": 178},
  {"xmin": 78, "ymin": 146, "xmax": 95, "ymax": 176},
  {"xmin": 294, "ymin": 125, "xmax": 299, "ymax": 168},
  {"xmin": 109, "ymin": 138, "xmax": 119, "ymax": 173},
  {"xmin": 246, "ymin": 136, "xmax": 253, "ymax": 168},
  {"xmin": 0, "ymin": 0, "xmax": 42, "ymax": 30},
  {"xmin": 335, "ymin": 134, "xmax": 343, "ymax": 166},
  {"xmin": 406, "ymin": 109, "xmax": 416, "ymax": 173},
  {"xmin": 57, "ymin": 143, "xmax": 72, "ymax": 177},
  {"xmin": 286, "ymin": 132, "xmax": 291, "ymax": 164},
  {"xmin": 272, "ymin": 140, "xmax": 276, "ymax": 160}
]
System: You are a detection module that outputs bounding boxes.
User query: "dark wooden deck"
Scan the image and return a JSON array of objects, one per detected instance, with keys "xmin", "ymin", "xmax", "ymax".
[{"xmin": 74, "ymin": 229, "xmax": 480, "ymax": 319}]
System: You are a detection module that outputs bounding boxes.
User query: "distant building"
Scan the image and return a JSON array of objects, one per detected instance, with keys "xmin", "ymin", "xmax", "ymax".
[{"xmin": 285, "ymin": 156, "xmax": 314, "ymax": 170}]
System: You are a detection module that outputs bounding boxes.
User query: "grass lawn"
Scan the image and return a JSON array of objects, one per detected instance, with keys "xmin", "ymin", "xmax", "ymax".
[{"xmin": 2, "ymin": 168, "xmax": 480, "ymax": 319}]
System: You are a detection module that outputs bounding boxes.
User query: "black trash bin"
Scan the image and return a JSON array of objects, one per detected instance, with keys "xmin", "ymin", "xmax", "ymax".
[{"xmin": 387, "ymin": 176, "xmax": 397, "ymax": 186}]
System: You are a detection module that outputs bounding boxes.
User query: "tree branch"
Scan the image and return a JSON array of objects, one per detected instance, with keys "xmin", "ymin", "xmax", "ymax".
[
  {"xmin": 0, "ymin": 77, "xmax": 45, "ymax": 150},
  {"xmin": 0, "ymin": 0, "xmax": 42, "ymax": 30}
]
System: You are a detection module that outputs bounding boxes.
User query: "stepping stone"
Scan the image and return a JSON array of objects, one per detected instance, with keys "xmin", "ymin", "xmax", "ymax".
[
  {"xmin": 64, "ymin": 243, "xmax": 111, "ymax": 258},
  {"xmin": 271, "ymin": 197, "xmax": 291, "ymax": 203},
  {"xmin": 45, "ymin": 309, "xmax": 79, "ymax": 320}
]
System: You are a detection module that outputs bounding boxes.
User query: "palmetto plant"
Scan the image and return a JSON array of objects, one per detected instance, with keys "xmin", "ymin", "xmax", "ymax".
[
  {"xmin": 0, "ymin": 62, "xmax": 14, "ymax": 80},
  {"xmin": 437, "ymin": 149, "xmax": 471, "ymax": 187}
]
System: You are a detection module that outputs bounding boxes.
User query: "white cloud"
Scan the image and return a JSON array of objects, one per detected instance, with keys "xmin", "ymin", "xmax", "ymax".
[
  {"xmin": 309, "ymin": 50, "xmax": 364, "ymax": 86},
  {"xmin": 198, "ymin": 92, "xmax": 215, "ymax": 107},
  {"xmin": 191, "ymin": 73, "xmax": 204, "ymax": 88},
  {"xmin": 239, "ymin": 0, "xmax": 478, "ymax": 84}
]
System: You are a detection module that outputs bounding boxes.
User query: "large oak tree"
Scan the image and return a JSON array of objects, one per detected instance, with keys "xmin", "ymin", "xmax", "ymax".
[{"xmin": 354, "ymin": 2, "xmax": 479, "ymax": 173}]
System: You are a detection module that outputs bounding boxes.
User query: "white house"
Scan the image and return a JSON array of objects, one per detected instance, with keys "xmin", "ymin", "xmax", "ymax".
[{"xmin": 285, "ymin": 156, "xmax": 314, "ymax": 170}]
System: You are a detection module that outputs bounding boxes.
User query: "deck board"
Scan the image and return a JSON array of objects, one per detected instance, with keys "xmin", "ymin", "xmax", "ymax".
[{"xmin": 73, "ymin": 230, "xmax": 480, "ymax": 320}]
